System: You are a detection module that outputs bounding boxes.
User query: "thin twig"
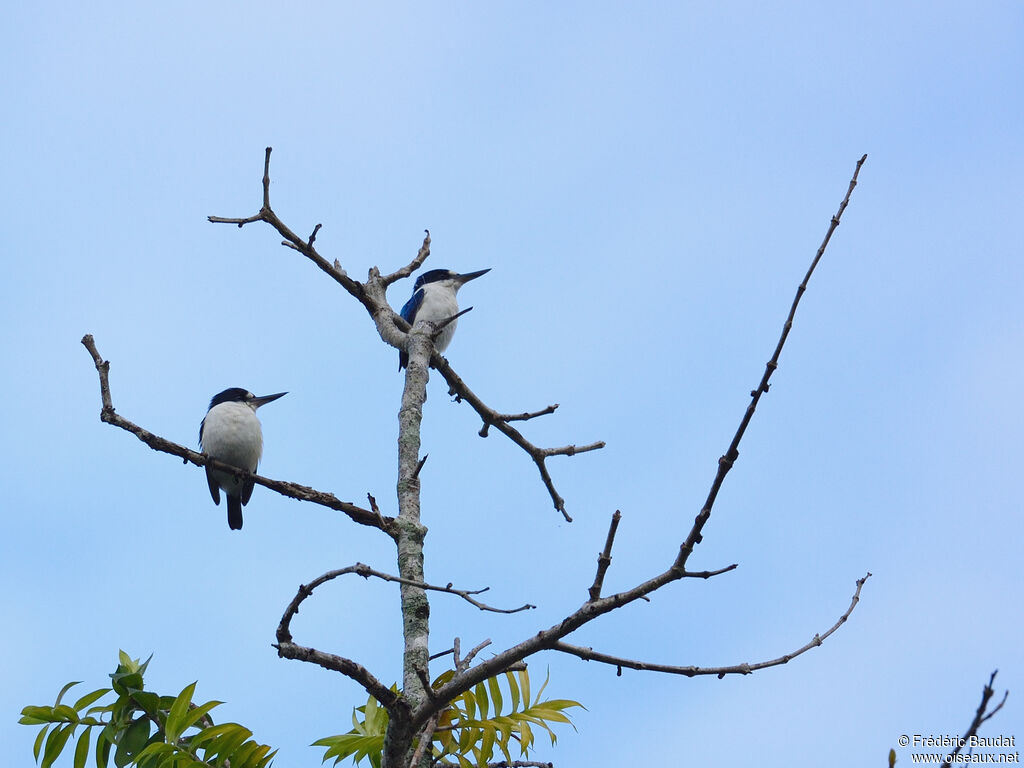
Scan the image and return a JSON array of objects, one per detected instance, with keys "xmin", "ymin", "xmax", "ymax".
[
  {"xmin": 588, "ymin": 511, "xmax": 622, "ymax": 602},
  {"xmin": 381, "ymin": 229, "xmax": 432, "ymax": 286},
  {"xmin": 500, "ymin": 405, "xmax": 559, "ymax": 423},
  {"xmin": 208, "ymin": 148, "xmax": 372, "ymax": 309},
  {"xmin": 674, "ymin": 153, "xmax": 868, "ymax": 570},
  {"xmin": 459, "ymin": 639, "xmax": 493, "ymax": 672},
  {"xmin": 81, "ymin": 334, "xmax": 389, "ymax": 533},
  {"xmin": 436, "ymin": 355, "xmax": 604, "ymax": 521},
  {"xmin": 555, "ymin": 572, "xmax": 870, "ymax": 677},
  {"xmin": 277, "ymin": 565, "xmax": 532, "ymax": 645},
  {"xmin": 479, "ymin": 405, "xmax": 559, "ymax": 437},
  {"xmin": 940, "ymin": 671, "xmax": 1010, "ymax": 768},
  {"xmin": 409, "ymin": 711, "xmax": 441, "ymax": 767}
]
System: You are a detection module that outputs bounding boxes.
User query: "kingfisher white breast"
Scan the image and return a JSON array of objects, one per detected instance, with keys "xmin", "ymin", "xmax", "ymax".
[
  {"xmin": 415, "ymin": 281, "xmax": 461, "ymax": 353},
  {"xmin": 200, "ymin": 401, "xmax": 263, "ymax": 493}
]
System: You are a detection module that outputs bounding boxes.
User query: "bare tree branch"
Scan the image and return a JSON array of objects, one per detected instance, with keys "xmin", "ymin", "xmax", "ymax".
[
  {"xmin": 277, "ymin": 564, "xmax": 534, "ymax": 636},
  {"xmin": 418, "ymin": 154, "xmax": 870, "ymax": 727},
  {"xmin": 673, "ymin": 153, "xmax": 868, "ymax": 571},
  {"xmin": 81, "ymin": 334, "xmax": 390, "ymax": 533},
  {"xmin": 497, "ymin": 405, "xmax": 559, "ymax": 424},
  {"xmin": 940, "ymin": 671, "xmax": 1009, "ymax": 768},
  {"xmin": 409, "ymin": 710, "xmax": 441, "ymax": 768},
  {"xmin": 208, "ymin": 148, "xmax": 601, "ymax": 521},
  {"xmin": 201, "ymin": 149, "xmax": 870, "ymax": 763},
  {"xmin": 381, "ymin": 229, "xmax": 432, "ymax": 287},
  {"xmin": 556, "ymin": 572, "xmax": 870, "ymax": 676},
  {"xmin": 459, "ymin": 638, "xmax": 493, "ymax": 672},
  {"xmin": 588, "ymin": 511, "xmax": 622, "ymax": 601},
  {"xmin": 434, "ymin": 356, "xmax": 604, "ymax": 522},
  {"xmin": 208, "ymin": 148, "xmax": 371, "ymax": 306},
  {"xmin": 272, "ymin": 640, "xmax": 399, "ymax": 709}
]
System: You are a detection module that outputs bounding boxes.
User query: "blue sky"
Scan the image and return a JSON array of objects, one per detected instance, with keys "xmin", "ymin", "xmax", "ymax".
[{"xmin": 2, "ymin": 2, "xmax": 1022, "ymax": 766}]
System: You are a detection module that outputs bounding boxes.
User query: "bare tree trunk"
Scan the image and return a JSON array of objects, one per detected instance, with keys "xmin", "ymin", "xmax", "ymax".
[{"xmin": 384, "ymin": 327, "xmax": 434, "ymax": 767}]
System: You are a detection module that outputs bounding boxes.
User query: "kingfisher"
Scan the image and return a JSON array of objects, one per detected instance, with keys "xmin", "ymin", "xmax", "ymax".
[
  {"xmin": 399, "ymin": 268, "xmax": 490, "ymax": 369},
  {"xmin": 199, "ymin": 388, "xmax": 286, "ymax": 530}
]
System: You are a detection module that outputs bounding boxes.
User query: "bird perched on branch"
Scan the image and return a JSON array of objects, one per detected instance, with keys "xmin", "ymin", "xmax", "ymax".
[
  {"xmin": 199, "ymin": 388, "xmax": 286, "ymax": 530},
  {"xmin": 399, "ymin": 268, "xmax": 490, "ymax": 369}
]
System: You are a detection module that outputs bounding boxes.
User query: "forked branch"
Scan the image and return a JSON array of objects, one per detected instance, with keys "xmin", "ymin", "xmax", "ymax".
[
  {"xmin": 555, "ymin": 572, "xmax": 870, "ymax": 676},
  {"xmin": 208, "ymin": 147, "xmax": 603, "ymax": 520},
  {"xmin": 419, "ymin": 154, "xmax": 870, "ymax": 725},
  {"xmin": 434, "ymin": 356, "xmax": 604, "ymax": 522},
  {"xmin": 277, "ymin": 563, "xmax": 534, "ymax": 643},
  {"xmin": 940, "ymin": 670, "xmax": 1009, "ymax": 768}
]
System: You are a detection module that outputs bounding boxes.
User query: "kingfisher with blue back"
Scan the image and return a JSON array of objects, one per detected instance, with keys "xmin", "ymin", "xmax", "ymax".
[{"xmin": 399, "ymin": 268, "xmax": 490, "ymax": 369}]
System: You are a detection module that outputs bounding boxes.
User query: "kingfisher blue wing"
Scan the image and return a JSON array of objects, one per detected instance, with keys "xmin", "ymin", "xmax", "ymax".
[
  {"xmin": 399, "ymin": 288, "xmax": 425, "ymax": 369},
  {"xmin": 401, "ymin": 288, "xmax": 425, "ymax": 324}
]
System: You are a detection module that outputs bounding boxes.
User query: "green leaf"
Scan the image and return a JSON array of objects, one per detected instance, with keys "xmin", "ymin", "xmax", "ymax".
[
  {"xmin": 313, "ymin": 733, "xmax": 384, "ymax": 767},
  {"xmin": 432, "ymin": 669, "xmax": 455, "ymax": 688},
  {"xmin": 363, "ymin": 696, "xmax": 380, "ymax": 732},
  {"xmin": 21, "ymin": 706, "xmax": 63, "ymax": 723},
  {"xmin": 129, "ymin": 691, "xmax": 162, "ymax": 720},
  {"xmin": 42, "ymin": 724, "xmax": 74, "ymax": 768},
  {"xmin": 110, "ymin": 672, "xmax": 143, "ymax": 697},
  {"xmin": 205, "ymin": 723, "xmax": 251, "ymax": 762},
  {"xmin": 121, "ymin": 717, "xmax": 152, "ymax": 761},
  {"xmin": 486, "ymin": 674, "xmax": 503, "ymax": 716},
  {"xmin": 74, "ymin": 728, "xmax": 92, "ymax": 768},
  {"xmin": 164, "ymin": 682, "xmax": 197, "ymax": 743},
  {"xmin": 519, "ymin": 720, "xmax": 534, "ymax": 754},
  {"xmin": 518, "ymin": 669, "xmax": 530, "ymax": 709},
  {"xmin": 134, "ymin": 742, "xmax": 174, "ymax": 768},
  {"xmin": 176, "ymin": 699, "xmax": 222, "ymax": 736},
  {"xmin": 474, "ymin": 682, "xmax": 489, "ymax": 720},
  {"xmin": 246, "ymin": 743, "xmax": 273, "ymax": 768},
  {"xmin": 55, "ymin": 682, "xmax": 82, "ymax": 707},
  {"xmin": 479, "ymin": 722, "xmax": 496, "ymax": 763},
  {"xmin": 33, "ymin": 723, "xmax": 50, "ymax": 762},
  {"xmin": 53, "ymin": 704, "xmax": 81, "ymax": 723},
  {"xmin": 494, "ymin": 720, "xmax": 514, "ymax": 764},
  {"xmin": 190, "ymin": 722, "xmax": 236, "ymax": 749},
  {"xmin": 506, "ymin": 671, "xmax": 520, "ymax": 713},
  {"xmin": 95, "ymin": 730, "xmax": 112, "ymax": 768},
  {"xmin": 231, "ymin": 740, "xmax": 258, "ymax": 767},
  {"xmin": 462, "ymin": 689, "xmax": 477, "ymax": 721},
  {"xmin": 73, "ymin": 689, "xmax": 111, "ymax": 713}
]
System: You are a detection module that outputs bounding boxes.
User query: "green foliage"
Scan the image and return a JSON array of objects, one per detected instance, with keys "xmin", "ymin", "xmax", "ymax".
[
  {"xmin": 314, "ymin": 667, "xmax": 582, "ymax": 768},
  {"xmin": 19, "ymin": 652, "xmax": 276, "ymax": 768}
]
